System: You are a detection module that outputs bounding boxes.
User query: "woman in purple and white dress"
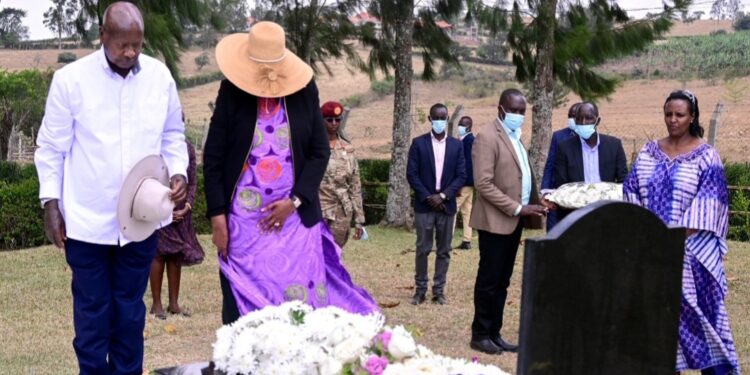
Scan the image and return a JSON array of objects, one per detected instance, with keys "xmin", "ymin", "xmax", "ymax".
[
  {"xmin": 623, "ymin": 90, "xmax": 739, "ymax": 375},
  {"xmin": 203, "ymin": 21, "xmax": 378, "ymax": 325}
]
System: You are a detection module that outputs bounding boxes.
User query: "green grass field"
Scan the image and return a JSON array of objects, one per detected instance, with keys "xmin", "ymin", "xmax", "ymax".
[{"xmin": 1, "ymin": 228, "xmax": 748, "ymax": 374}]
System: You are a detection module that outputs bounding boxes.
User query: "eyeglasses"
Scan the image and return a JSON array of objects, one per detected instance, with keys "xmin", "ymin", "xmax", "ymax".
[{"xmin": 324, "ymin": 117, "xmax": 343, "ymax": 123}]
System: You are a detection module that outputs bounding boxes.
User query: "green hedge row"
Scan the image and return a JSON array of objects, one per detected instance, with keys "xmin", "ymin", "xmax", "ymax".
[{"xmin": 2, "ymin": 159, "xmax": 748, "ymax": 249}]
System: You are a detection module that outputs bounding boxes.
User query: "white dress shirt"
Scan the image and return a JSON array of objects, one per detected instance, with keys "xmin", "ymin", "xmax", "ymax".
[
  {"xmin": 580, "ymin": 136, "xmax": 602, "ymax": 183},
  {"xmin": 431, "ymin": 132, "xmax": 447, "ymax": 191},
  {"xmin": 35, "ymin": 48, "xmax": 187, "ymax": 245},
  {"xmin": 498, "ymin": 118, "xmax": 531, "ymax": 216}
]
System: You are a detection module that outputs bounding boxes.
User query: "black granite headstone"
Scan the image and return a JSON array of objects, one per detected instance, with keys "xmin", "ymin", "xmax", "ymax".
[{"xmin": 517, "ymin": 201, "xmax": 685, "ymax": 375}]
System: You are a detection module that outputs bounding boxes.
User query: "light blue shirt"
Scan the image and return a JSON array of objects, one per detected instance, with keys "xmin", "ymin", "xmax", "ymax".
[
  {"xmin": 580, "ymin": 135, "xmax": 601, "ymax": 183},
  {"xmin": 499, "ymin": 118, "xmax": 531, "ymax": 210}
]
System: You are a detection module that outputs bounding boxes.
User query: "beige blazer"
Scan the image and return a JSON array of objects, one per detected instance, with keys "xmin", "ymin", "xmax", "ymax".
[{"xmin": 469, "ymin": 118, "xmax": 542, "ymax": 235}]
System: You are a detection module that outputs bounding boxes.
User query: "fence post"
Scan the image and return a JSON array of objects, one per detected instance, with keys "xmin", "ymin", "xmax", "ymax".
[
  {"xmin": 340, "ymin": 107, "xmax": 351, "ymax": 140},
  {"xmin": 708, "ymin": 102, "xmax": 724, "ymax": 147}
]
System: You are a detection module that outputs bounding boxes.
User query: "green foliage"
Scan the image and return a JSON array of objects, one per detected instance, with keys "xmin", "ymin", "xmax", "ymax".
[
  {"xmin": 194, "ymin": 51, "xmax": 210, "ymax": 71},
  {"xmin": 0, "ymin": 177, "xmax": 45, "ymax": 250},
  {"xmin": 57, "ymin": 52, "xmax": 77, "ymax": 63},
  {"xmin": 620, "ymin": 31, "xmax": 750, "ymax": 80},
  {"xmin": 726, "ymin": 162, "xmax": 750, "ymax": 242},
  {"xmin": 440, "ymin": 64, "xmax": 513, "ymax": 99},
  {"xmin": 0, "ymin": 7, "xmax": 29, "ymax": 46},
  {"xmin": 192, "ymin": 167, "xmax": 210, "ymax": 235},
  {"xmin": 0, "ymin": 69, "xmax": 53, "ymax": 160},
  {"xmin": 475, "ymin": 36, "xmax": 508, "ymax": 65},
  {"xmin": 253, "ymin": 0, "xmax": 366, "ymax": 76},
  {"xmin": 0, "ymin": 160, "xmax": 37, "ymax": 183},
  {"xmin": 734, "ymin": 12, "xmax": 750, "ymax": 30},
  {"xmin": 73, "ymin": 0, "xmax": 223, "ymax": 83},
  {"xmin": 341, "ymin": 95, "xmax": 363, "ymax": 109},
  {"xmin": 508, "ymin": 0, "xmax": 688, "ymax": 101},
  {"xmin": 178, "ymin": 71, "xmax": 224, "ymax": 90},
  {"xmin": 43, "ymin": 0, "xmax": 78, "ymax": 47},
  {"xmin": 359, "ymin": 159, "xmax": 390, "ymax": 225},
  {"xmin": 370, "ymin": 77, "xmax": 394, "ymax": 97}
]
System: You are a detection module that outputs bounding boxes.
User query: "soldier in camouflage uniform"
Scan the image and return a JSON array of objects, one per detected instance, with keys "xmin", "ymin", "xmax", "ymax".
[{"xmin": 318, "ymin": 101, "xmax": 365, "ymax": 247}]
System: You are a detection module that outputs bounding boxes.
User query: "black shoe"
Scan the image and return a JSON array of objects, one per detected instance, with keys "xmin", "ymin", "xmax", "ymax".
[
  {"xmin": 456, "ymin": 241, "xmax": 471, "ymax": 250},
  {"xmin": 431, "ymin": 294, "xmax": 447, "ymax": 305},
  {"xmin": 470, "ymin": 338, "xmax": 503, "ymax": 355},
  {"xmin": 491, "ymin": 336, "xmax": 518, "ymax": 353},
  {"xmin": 410, "ymin": 292, "xmax": 426, "ymax": 305}
]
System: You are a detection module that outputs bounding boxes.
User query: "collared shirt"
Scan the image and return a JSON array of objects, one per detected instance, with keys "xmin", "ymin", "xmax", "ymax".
[
  {"xmin": 580, "ymin": 135, "xmax": 602, "ymax": 183},
  {"xmin": 431, "ymin": 132, "xmax": 447, "ymax": 190},
  {"xmin": 498, "ymin": 118, "xmax": 531, "ymax": 214},
  {"xmin": 35, "ymin": 48, "xmax": 187, "ymax": 246}
]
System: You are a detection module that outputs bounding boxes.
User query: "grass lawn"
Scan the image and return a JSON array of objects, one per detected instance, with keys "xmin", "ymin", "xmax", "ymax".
[{"xmin": 1, "ymin": 227, "xmax": 748, "ymax": 374}]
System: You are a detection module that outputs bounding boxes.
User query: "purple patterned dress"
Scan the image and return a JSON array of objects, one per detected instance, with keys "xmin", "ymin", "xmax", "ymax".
[
  {"xmin": 219, "ymin": 98, "xmax": 378, "ymax": 315},
  {"xmin": 624, "ymin": 141, "xmax": 739, "ymax": 374}
]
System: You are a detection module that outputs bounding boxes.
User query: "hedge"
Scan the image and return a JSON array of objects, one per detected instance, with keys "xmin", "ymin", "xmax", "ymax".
[{"xmin": 2, "ymin": 160, "xmax": 749, "ymax": 249}]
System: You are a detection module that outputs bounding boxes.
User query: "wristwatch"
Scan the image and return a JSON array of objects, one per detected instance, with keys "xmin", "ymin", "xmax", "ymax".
[
  {"xmin": 291, "ymin": 195, "xmax": 302, "ymax": 209},
  {"xmin": 439, "ymin": 192, "xmax": 447, "ymax": 200}
]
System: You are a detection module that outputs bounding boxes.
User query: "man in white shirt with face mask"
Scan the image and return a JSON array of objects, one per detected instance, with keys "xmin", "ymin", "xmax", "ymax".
[{"xmin": 406, "ymin": 103, "xmax": 466, "ymax": 306}]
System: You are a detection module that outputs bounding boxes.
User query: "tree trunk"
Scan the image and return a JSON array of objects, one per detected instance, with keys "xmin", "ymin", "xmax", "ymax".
[
  {"xmin": 0, "ymin": 113, "xmax": 13, "ymax": 161},
  {"xmin": 381, "ymin": 1, "xmax": 415, "ymax": 228},
  {"xmin": 529, "ymin": 0, "xmax": 557, "ymax": 185}
]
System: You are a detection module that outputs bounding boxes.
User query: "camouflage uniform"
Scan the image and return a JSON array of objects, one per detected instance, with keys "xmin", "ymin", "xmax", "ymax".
[{"xmin": 319, "ymin": 139, "xmax": 365, "ymax": 248}]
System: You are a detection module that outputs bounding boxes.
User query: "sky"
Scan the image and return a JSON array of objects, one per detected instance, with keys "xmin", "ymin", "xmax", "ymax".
[{"xmin": 0, "ymin": 0, "xmax": 733, "ymax": 41}]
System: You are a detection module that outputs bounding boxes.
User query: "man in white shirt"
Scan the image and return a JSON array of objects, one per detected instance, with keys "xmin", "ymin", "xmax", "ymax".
[
  {"xmin": 34, "ymin": 3, "xmax": 188, "ymax": 373},
  {"xmin": 406, "ymin": 103, "xmax": 466, "ymax": 306}
]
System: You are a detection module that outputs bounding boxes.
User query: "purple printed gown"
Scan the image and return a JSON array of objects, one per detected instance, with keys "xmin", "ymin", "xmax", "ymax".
[
  {"xmin": 219, "ymin": 98, "xmax": 378, "ymax": 315},
  {"xmin": 624, "ymin": 141, "xmax": 740, "ymax": 374}
]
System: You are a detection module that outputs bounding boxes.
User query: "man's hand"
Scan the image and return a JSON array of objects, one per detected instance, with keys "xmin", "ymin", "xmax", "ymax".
[
  {"xmin": 211, "ymin": 215, "xmax": 229, "ymax": 260},
  {"xmin": 44, "ymin": 199, "xmax": 66, "ymax": 250},
  {"xmin": 520, "ymin": 204, "xmax": 548, "ymax": 217},
  {"xmin": 540, "ymin": 195, "xmax": 557, "ymax": 211},
  {"xmin": 426, "ymin": 194, "xmax": 444, "ymax": 208},
  {"xmin": 169, "ymin": 175, "xmax": 187, "ymax": 206},
  {"xmin": 258, "ymin": 199, "xmax": 296, "ymax": 234}
]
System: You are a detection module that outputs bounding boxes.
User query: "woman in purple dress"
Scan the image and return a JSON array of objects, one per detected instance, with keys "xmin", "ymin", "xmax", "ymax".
[
  {"xmin": 149, "ymin": 140, "xmax": 205, "ymax": 319},
  {"xmin": 624, "ymin": 90, "xmax": 739, "ymax": 375},
  {"xmin": 203, "ymin": 21, "xmax": 378, "ymax": 325}
]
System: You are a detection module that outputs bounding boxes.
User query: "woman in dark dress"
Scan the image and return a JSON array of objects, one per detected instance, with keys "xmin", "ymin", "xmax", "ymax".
[{"xmin": 149, "ymin": 140, "xmax": 205, "ymax": 319}]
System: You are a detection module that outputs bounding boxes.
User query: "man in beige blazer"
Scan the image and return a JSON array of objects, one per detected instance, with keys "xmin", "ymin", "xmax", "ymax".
[{"xmin": 469, "ymin": 88, "xmax": 549, "ymax": 355}]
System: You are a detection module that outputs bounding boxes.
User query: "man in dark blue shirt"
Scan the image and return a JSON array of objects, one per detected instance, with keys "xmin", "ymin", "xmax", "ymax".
[{"xmin": 541, "ymin": 103, "xmax": 580, "ymax": 231}]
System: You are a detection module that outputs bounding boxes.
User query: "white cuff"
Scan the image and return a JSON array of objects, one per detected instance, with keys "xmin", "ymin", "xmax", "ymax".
[{"xmin": 513, "ymin": 204, "xmax": 522, "ymax": 216}]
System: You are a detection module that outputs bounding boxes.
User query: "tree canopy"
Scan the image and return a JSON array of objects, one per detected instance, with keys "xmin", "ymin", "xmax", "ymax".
[{"xmin": 0, "ymin": 5, "xmax": 29, "ymax": 47}]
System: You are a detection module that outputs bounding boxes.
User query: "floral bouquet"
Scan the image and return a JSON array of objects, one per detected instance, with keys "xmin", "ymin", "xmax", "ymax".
[
  {"xmin": 546, "ymin": 182, "xmax": 623, "ymax": 209},
  {"xmin": 212, "ymin": 301, "xmax": 509, "ymax": 375}
]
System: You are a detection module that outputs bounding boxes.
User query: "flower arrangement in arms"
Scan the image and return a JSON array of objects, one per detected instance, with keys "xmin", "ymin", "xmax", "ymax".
[{"xmin": 212, "ymin": 301, "xmax": 509, "ymax": 375}]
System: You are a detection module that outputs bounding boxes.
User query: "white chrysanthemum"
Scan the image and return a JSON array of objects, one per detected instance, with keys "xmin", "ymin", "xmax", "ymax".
[{"xmin": 386, "ymin": 326, "xmax": 417, "ymax": 360}]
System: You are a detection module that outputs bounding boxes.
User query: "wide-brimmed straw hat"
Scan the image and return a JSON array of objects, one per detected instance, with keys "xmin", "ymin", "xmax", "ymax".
[
  {"xmin": 117, "ymin": 155, "xmax": 174, "ymax": 242},
  {"xmin": 215, "ymin": 21, "xmax": 313, "ymax": 98}
]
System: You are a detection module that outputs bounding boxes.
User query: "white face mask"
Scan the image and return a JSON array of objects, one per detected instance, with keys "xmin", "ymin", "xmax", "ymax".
[{"xmin": 567, "ymin": 118, "xmax": 576, "ymax": 130}]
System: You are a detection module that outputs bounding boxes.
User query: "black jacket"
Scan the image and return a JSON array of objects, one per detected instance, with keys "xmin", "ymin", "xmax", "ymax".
[
  {"xmin": 553, "ymin": 133, "xmax": 628, "ymax": 188},
  {"xmin": 203, "ymin": 79, "xmax": 329, "ymax": 227}
]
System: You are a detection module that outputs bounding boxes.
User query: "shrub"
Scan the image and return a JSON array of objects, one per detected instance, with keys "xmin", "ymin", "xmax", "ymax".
[
  {"xmin": 0, "ymin": 177, "xmax": 45, "ymax": 250},
  {"xmin": 0, "ymin": 161, "xmax": 37, "ymax": 183},
  {"xmin": 195, "ymin": 52, "xmax": 210, "ymax": 71},
  {"xmin": 57, "ymin": 52, "xmax": 77, "ymax": 64},
  {"xmin": 178, "ymin": 71, "xmax": 224, "ymax": 90},
  {"xmin": 370, "ymin": 78, "xmax": 395, "ymax": 97},
  {"xmin": 192, "ymin": 168, "xmax": 210, "ymax": 235},
  {"xmin": 341, "ymin": 94, "xmax": 363, "ymax": 108},
  {"xmin": 726, "ymin": 162, "xmax": 750, "ymax": 241},
  {"xmin": 359, "ymin": 159, "xmax": 390, "ymax": 225}
]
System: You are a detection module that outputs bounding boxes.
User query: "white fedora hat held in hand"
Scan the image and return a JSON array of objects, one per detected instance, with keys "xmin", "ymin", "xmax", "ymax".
[{"xmin": 117, "ymin": 155, "xmax": 174, "ymax": 242}]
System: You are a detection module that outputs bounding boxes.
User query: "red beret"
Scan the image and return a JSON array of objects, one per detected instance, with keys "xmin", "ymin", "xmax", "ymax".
[{"xmin": 321, "ymin": 101, "xmax": 344, "ymax": 117}]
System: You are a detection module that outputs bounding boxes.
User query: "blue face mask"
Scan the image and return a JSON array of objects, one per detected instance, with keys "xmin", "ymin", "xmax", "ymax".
[
  {"xmin": 501, "ymin": 107, "xmax": 525, "ymax": 131},
  {"xmin": 574, "ymin": 123, "xmax": 597, "ymax": 140},
  {"xmin": 458, "ymin": 126, "xmax": 468, "ymax": 137},
  {"xmin": 567, "ymin": 118, "xmax": 576, "ymax": 130},
  {"xmin": 431, "ymin": 119, "xmax": 447, "ymax": 134}
]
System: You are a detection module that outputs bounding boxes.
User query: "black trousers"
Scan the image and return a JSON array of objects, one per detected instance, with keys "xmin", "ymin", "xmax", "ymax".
[
  {"xmin": 220, "ymin": 270, "xmax": 240, "ymax": 325},
  {"xmin": 471, "ymin": 223, "xmax": 523, "ymax": 340}
]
